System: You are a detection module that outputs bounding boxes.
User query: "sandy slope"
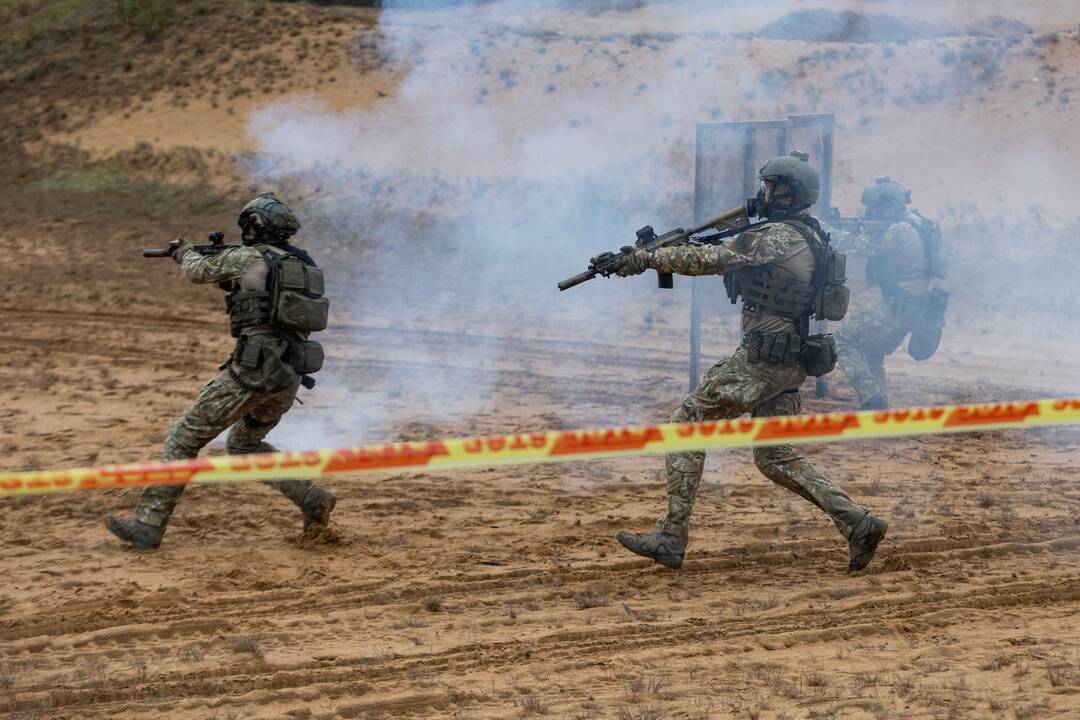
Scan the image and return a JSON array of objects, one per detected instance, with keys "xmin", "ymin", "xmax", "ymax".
[{"xmin": 4, "ymin": 2, "xmax": 1080, "ymax": 719}]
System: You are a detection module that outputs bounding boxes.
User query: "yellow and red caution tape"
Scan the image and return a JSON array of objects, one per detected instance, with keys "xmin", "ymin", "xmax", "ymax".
[{"xmin": 2, "ymin": 398, "xmax": 1079, "ymax": 497}]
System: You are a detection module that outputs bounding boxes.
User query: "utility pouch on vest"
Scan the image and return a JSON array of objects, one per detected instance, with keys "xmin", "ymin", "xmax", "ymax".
[
  {"xmin": 287, "ymin": 339, "xmax": 324, "ymax": 375},
  {"xmin": 273, "ymin": 257, "xmax": 329, "ymax": 333},
  {"xmin": 236, "ymin": 337, "xmax": 263, "ymax": 369},
  {"xmin": 797, "ymin": 334, "xmax": 837, "ymax": 377},
  {"xmin": 780, "ymin": 218, "xmax": 849, "ymax": 323},
  {"xmin": 232, "ymin": 335, "xmax": 297, "ymax": 392},
  {"xmin": 744, "ymin": 331, "xmax": 802, "ymax": 366},
  {"xmin": 816, "ymin": 249, "xmax": 849, "ymax": 322}
]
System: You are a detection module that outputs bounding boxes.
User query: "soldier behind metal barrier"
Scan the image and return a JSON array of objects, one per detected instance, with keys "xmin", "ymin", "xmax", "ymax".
[
  {"xmin": 607, "ymin": 152, "xmax": 888, "ymax": 573},
  {"xmin": 106, "ymin": 193, "xmax": 337, "ymax": 549},
  {"xmin": 831, "ymin": 177, "xmax": 949, "ymax": 410}
]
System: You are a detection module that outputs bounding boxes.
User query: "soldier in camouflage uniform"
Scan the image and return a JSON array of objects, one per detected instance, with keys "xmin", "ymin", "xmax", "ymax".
[
  {"xmin": 610, "ymin": 153, "xmax": 887, "ymax": 572},
  {"xmin": 832, "ymin": 178, "xmax": 948, "ymax": 410},
  {"xmin": 106, "ymin": 193, "xmax": 336, "ymax": 549}
]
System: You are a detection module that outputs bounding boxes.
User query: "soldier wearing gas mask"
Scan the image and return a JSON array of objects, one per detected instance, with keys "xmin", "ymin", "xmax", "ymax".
[{"xmin": 608, "ymin": 152, "xmax": 888, "ymax": 573}]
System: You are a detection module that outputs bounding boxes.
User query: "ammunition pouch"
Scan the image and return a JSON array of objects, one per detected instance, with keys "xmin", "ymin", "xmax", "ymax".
[
  {"xmin": 781, "ymin": 218, "xmax": 849, "ymax": 323},
  {"xmin": 815, "ymin": 248, "xmax": 849, "ymax": 322},
  {"xmin": 229, "ymin": 334, "xmax": 298, "ymax": 392},
  {"xmin": 286, "ymin": 339, "xmax": 324, "ymax": 375},
  {"xmin": 273, "ymin": 256, "xmax": 329, "ymax": 333},
  {"xmin": 227, "ymin": 290, "xmax": 272, "ymax": 338},
  {"xmin": 744, "ymin": 331, "xmax": 802, "ymax": 366},
  {"xmin": 798, "ymin": 334, "xmax": 838, "ymax": 377}
]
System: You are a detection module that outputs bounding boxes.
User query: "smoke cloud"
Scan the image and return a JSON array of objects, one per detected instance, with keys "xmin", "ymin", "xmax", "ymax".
[{"xmin": 242, "ymin": 0, "xmax": 1080, "ymax": 451}]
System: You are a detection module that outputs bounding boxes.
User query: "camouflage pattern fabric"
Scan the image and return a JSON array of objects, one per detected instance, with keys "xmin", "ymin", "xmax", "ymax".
[
  {"xmin": 650, "ymin": 219, "xmax": 815, "ymax": 335},
  {"xmin": 176, "ymin": 244, "xmax": 263, "ymax": 282},
  {"xmin": 829, "ymin": 218, "xmax": 929, "ymax": 296},
  {"xmin": 650, "ymin": 221, "xmax": 803, "ymax": 276},
  {"xmin": 135, "ymin": 363, "xmax": 317, "ymax": 527},
  {"xmin": 134, "ymin": 247, "xmax": 325, "ymax": 528},
  {"xmin": 658, "ymin": 349, "xmax": 869, "ymax": 541},
  {"xmin": 835, "ymin": 302, "xmax": 912, "ymax": 407},
  {"xmin": 830, "ymin": 214, "xmax": 934, "ymax": 406}
]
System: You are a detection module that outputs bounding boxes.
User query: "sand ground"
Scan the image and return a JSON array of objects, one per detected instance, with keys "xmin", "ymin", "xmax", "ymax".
[{"xmin": 2, "ymin": 2, "xmax": 1080, "ymax": 719}]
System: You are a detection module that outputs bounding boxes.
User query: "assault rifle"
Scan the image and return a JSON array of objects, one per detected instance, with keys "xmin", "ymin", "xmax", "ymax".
[
  {"xmin": 143, "ymin": 231, "xmax": 230, "ymax": 258},
  {"xmin": 821, "ymin": 207, "xmax": 892, "ymax": 235},
  {"xmin": 558, "ymin": 203, "xmax": 764, "ymax": 291}
]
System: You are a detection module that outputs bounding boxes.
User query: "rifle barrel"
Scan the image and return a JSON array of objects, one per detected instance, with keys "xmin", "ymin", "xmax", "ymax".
[{"xmin": 558, "ymin": 269, "xmax": 597, "ymax": 292}]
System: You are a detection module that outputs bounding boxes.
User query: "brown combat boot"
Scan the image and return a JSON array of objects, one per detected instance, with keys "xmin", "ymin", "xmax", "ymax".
[
  {"xmin": 848, "ymin": 514, "xmax": 888, "ymax": 572},
  {"xmin": 615, "ymin": 530, "xmax": 686, "ymax": 569},
  {"xmin": 300, "ymin": 487, "xmax": 336, "ymax": 530},
  {"xmin": 105, "ymin": 517, "xmax": 165, "ymax": 550}
]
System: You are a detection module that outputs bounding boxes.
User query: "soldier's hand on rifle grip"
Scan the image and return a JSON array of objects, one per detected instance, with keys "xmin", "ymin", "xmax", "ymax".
[
  {"xmin": 614, "ymin": 246, "xmax": 651, "ymax": 278},
  {"xmin": 171, "ymin": 237, "xmax": 193, "ymax": 264}
]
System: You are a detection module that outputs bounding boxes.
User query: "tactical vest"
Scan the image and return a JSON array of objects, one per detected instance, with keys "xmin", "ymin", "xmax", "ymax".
[
  {"xmin": 723, "ymin": 217, "xmax": 848, "ymax": 328},
  {"xmin": 227, "ymin": 244, "xmax": 329, "ymax": 338},
  {"xmin": 866, "ymin": 211, "xmax": 947, "ymax": 292}
]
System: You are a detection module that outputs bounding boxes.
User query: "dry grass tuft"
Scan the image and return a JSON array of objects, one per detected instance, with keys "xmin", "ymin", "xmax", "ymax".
[
  {"xmin": 228, "ymin": 635, "xmax": 265, "ymax": 662},
  {"xmin": 574, "ymin": 591, "xmax": 611, "ymax": 610},
  {"xmin": 615, "ymin": 707, "xmax": 669, "ymax": 720},
  {"xmin": 517, "ymin": 695, "xmax": 553, "ymax": 716}
]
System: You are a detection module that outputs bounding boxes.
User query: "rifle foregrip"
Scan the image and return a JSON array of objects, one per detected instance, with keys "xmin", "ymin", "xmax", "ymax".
[{"xmin": 558, "ymin": 270, "xmax": 597, "ymax": 291}]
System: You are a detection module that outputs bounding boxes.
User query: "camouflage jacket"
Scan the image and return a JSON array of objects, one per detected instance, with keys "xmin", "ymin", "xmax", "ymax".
[
  {"xmin": 177, "ymin": 245, "xmax": 264, "ymax": 284},
  {"xmin": 827, "ymin": 214, "xmax": 930, "ymax": 298},
  {"xmin": 647, "ymin": 216, "xmax": 816, "ymax": 335},
  {"xmin": 178, "ymin": 245, "xmax": 278, "ymax": 336}
]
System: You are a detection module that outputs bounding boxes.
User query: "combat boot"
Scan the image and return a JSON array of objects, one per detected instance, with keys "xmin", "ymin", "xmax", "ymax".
[
  {"xmin": 847, "ymin": 514, "xmax": 888, "ymax": 572},
  {"xmin": 615, "ymin": 530, "xmax": 686, "ymax": 569},
  {"xmin": 860, "ymin": 396, "xmax": 888, "ymax": 411},
  {"xmin": 105, "ymin": 517, "xmax": 164, "ymax": 550},
  {"xmin": 300, "ymin": 487, "xmax": 336, "ymax": 530}
]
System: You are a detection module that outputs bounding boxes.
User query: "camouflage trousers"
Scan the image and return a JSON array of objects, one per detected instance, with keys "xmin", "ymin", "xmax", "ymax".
[
  {"xmin": 135, "ymin": 362, "xmax": 321, "ymax": 528},
  {"xmin": 835, "ymin": 302, "xmax": 912, "ymax": 407},
  {"xmin": 658, "ymin": 346, "xmax": 868, "ymax": 541}
]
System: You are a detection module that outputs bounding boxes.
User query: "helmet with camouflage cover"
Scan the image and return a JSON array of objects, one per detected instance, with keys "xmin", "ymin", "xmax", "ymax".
[
  {"xmin": 758, "ymin": 150, "xmax": 821, "ymax": 210},
  {"xmin": 237, "ymin": 192, "xmax": 300, "ymax": 244},
  {"xmin": 861, "ymin": 176, "xmax": 910, "ymax": 220}
]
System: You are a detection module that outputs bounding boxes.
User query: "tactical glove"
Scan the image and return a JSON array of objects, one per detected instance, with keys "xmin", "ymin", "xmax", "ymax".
[
  {"xmin": 613, "ymin": 246, "xmax": 652, "ymax": 277},
  {"xmin": 171, "ymin": 237, "xmax": 194, "ymax": 264}
]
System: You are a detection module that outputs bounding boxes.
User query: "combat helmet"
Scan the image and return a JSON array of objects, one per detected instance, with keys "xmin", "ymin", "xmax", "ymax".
[
  {"xmin": 758, "ymin": 151, "xmax": 821, "ymax": 209},
  {"xmin": 237, "ymin": 192, "xmax": 301, "ymax": 244},
  {"xmin": 861, "ymin": 176, "xmax": 910, "ymax": 220}
]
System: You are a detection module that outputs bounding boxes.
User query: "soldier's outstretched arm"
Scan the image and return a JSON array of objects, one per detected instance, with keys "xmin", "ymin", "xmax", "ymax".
[
  {"xmin": 175, "ymin": 243, "xmax": 262, "ymax": 284},
  {"xmin": 645, "ymin": 224, "xmax": 796, "ymax": 276}
]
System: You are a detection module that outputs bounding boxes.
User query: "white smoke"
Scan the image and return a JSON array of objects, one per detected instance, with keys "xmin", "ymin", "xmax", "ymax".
[{"xmin": 242, "ymin": 0, "xmax": 1080, "ymax": 453}]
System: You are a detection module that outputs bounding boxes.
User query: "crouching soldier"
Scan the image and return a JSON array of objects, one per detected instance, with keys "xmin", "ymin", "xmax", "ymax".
[{"xmin": 833, "ymin": 177, "xmax": 949, "ymax": 410}]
